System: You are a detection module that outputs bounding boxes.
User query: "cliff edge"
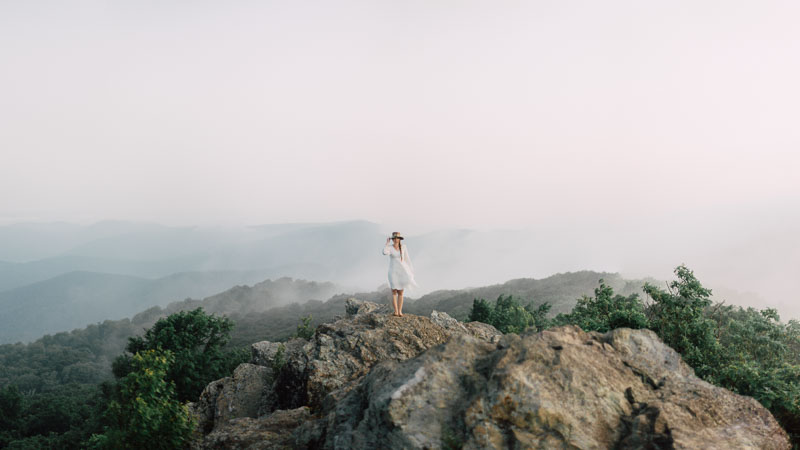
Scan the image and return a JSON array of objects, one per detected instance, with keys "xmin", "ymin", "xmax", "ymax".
[{"xmin": 189, "ymin": 298, "xmax": 789, "ymax": 449}]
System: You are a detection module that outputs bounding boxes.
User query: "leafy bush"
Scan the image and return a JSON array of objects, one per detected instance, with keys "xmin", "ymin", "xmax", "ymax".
[
  {"xmin": 468, "ymin": 294, "xmax": 551, "ymax": 334},
  {"xmin": 642, "ymin": 265, "xmax": 722, "ymax": 381},
  {"xmin": 295, "ymin": 315, "xmax": 315, "ymax": 339},
  {"xmin": 554, "ymin": 279, "xmax": 648, "ymax": 333},
  {"xmin": 708, "ymin": 305, "xmax": 800, "ymax": 442},
  {"xmin": 271, "ymin": 343, "xmax": 287, "ymax": 374},
  {"xmin": 112, "ymin": 308, "xmax": 239, "ymax": 402},
  {"xmin": 468, "ymin": 298, "xmax": 492, "ymax": 324},
  {"xmin": 639, "ymin": 265, "xmax": 800, "ymax": 444},
  {"xmin": 89, "ymin": 350, "xmax": 194, "ymax": 449}
]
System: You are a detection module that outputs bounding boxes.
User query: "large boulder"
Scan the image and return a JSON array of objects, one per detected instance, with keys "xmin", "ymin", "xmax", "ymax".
[
  {"xmin": 344, "ymin": 297, "xmax": 393, "ymax": 316},
  {"xmin": 296, "ymin": 325, "xmax": 790, "ymax": 449},
  {"xmin": 189, "ymin": 363, "xmax": 274, "ymax": 434},
  {"xmin": 273, "ymin": 303, "xmax": 491, "ymax": 412},
  {"xmin": 250, "ymin": 337, "xmax": 308, "ymax": 370},
  {"xmin": 190, "ymin": 378, "xmax": 226, "ymax": 434},
  {"xmin": 193, "ymin": 300, "xmax": 789, "ymax": 449},
  {"xmin": 191, "ymin": 299, "xmax": 500, "ymax": 447}
]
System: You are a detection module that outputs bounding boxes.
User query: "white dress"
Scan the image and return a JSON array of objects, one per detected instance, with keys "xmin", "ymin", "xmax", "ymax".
[{"xmin": 382, "ymin": 242, "xmax": 418, "ymax": 290}]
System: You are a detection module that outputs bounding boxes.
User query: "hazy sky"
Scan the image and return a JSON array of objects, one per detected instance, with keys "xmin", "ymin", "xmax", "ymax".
[{"xmin": 2, "ymin": 1, "xmax": 798, "ymax": 233}]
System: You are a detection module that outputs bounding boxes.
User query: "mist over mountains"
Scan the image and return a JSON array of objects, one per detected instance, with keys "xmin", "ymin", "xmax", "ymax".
[
  {"xmin": 0, "ymin": 270, "xmax": 277, "ymax": 344},
  {"xmin": 0, "ymin": 218, "xmax": 795, "ymax": 344}
]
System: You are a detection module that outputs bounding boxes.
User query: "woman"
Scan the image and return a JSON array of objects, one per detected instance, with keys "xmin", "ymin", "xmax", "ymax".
[{"xmin": 382, "ymin": 231, "xmax": 418, "ymax": 317}]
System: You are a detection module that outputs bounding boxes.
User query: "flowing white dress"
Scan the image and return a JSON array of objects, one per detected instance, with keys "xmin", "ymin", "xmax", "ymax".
[{"xmin": 382, "ymin": 242, "xmax": 418, "ymax": 290}]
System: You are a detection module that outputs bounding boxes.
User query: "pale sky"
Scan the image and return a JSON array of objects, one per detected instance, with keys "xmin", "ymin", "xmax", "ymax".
[{"xmin": 2, "ymin": 0, "xmax": 799, "ymax": 234}]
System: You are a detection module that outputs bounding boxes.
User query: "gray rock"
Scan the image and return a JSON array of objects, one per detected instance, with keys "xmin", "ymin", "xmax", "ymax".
[
  {"xmin": 298, "ymin": 325, "xmax": 790, "ymax": 449},
  {"xmin": 344, "ymin": 297, "xmax": 393, "ymax": 316},
  {"xmin": 192, "ymin": 299, "xmax": 789, "ymax": 450},
  {"xmin": 250, "ymin": 340, "xmax": 283, "ymax": 367},
  {"xmin": 215, "ymin": 363, "xmax": 273, "ymax": 424},
  {"xmin": 193, "ymin": 407, "xmax": 311, "ymax": 450},
  {"xmin": 251, "ymin": 338, "xmax": 309, "ymax": 374},
  {"xmin": 190, "ymin": 378, "xmax": 226, "ymax": 434},
  {"xmin": 462, "ymin": 321, "xmax": 503, "ymax": 343},
  {"xmin": 190, "ymin": 363, "xmax": 274, "ymax": 434},
  {"xmin": 430, "ymin": 309, "xmax": 468, "ymax": 333},
  {"xmin": 273, "ymin": 306, "xmax": 456, "ymax": 413}
]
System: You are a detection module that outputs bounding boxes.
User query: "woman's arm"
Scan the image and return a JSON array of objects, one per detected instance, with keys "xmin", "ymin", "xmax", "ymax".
[{"xmin": 382, "ymin": 238, "xmax": 392, "ymax": 255}]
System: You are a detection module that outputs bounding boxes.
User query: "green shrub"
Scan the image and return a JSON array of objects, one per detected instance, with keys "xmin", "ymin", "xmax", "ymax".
[
  {"xmin": 554, "ymin": 279, "xmax": 648, "ymax": 333},
  {"xmin": 643, "ymin": 265, "xmax": 722, "ymax": 381},
  {"xmin": 89, "ymin": 349, "xmax": 194, "ymax": 449},
  {"xmin": 295, "ymin": 315, "xmax": 315, "ymax": 340},
  {"xmin": 468, "ymin": 298, "xmax": 492, "ymax": 324},
  {"xmin": 113, "ymin": 308, "xmax": 236, "ymax": 402},
  {"xmin": 468, "ymin": 294, "xmax": 550, "ymax": 334}
]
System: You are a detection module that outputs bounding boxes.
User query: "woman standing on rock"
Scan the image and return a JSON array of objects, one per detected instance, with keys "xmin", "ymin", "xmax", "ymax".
[{"xmin": 382, "ymin": 232, "xmax": 418, "ymax": 317}]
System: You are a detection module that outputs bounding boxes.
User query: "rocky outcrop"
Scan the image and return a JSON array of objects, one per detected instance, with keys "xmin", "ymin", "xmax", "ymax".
[
  {"xmin": 192, "ymin": 298, "xmax": 790, "ymax": 449},
  {"xmin": 190, "ymin": 363, "xmax": 273, "ymax": 434},
  {"xmin": 271, "ymin": 298, "xmax": 502, "ymax": 414},
  {"xmin": 191, "ymin": 298, "xmax": 500, "ymax": 444},
  {"xmin": 297, "ymin": 325, "xmax": 789, "ymax": 449},
  {"xmin": 196, "ymin": 407, "xmax": 311, "ymax": 450}
]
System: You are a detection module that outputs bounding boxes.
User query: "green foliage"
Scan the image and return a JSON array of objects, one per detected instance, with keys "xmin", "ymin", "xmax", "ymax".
[
  {"xmin": 113, "ymin": 308, "xmax": 236, "ymax": 402},
  {"xmin": 271, "ymin": 343, "xmax": 287, "ymax": 374},
  {"xmin": 89, "ymin": 349, "xmax": 194, "ymax": 449},
  {"xmin": 554, "ymin": 280, "xmax": 648, "ymax": 333},
  {"xmin": 639, "ymin": 265, "xmax": 800, "ymax": 444},
  {"xmin": 706, "ymin": 305, "xmax": 800, "ymax": 442},
  {"xmin": 468, "ymin": 298, "xmax": 492, "ymax": 324},
  {"xmin": 468, "ymin": 294, "xmax": 551, "ymax": 334},
  {"xmin": 295, "ymin": 314, "xmax": 315, "ymax": 340},
  {"xmin": 643, "ymin": 265, "xmax": 722, "ymax": 380},
  {"xmin": 0, "ymin": 385, "xmax": 23, "ymax": 445},
  {"xmin": 525, "ymin": 302, "xmax": 553, "ymax": 333},
  {"xmin": 220, "ymin": 346, "xmax": 251, "ymax": 375},
  {"xmin": 0, "ymin": 383, "xmax": 104, "ymax": 449},
  {"xmin": 464, "ymin": 266, "xmax": 800, "ymax": 444},
  {"xmin": 441, "ymin": 421, "xmax": 464, "ymax": 449}
]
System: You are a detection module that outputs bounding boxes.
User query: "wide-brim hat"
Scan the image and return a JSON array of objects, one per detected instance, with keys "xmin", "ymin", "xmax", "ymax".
[{"xmin": 390, "ymin": 232, "xmax": 404, "ymax": 240}]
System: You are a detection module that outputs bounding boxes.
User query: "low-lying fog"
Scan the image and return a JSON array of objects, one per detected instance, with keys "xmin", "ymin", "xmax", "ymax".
[{"xmin": 0, "ymin": 214, "xmax": 796, "ymax": 324}]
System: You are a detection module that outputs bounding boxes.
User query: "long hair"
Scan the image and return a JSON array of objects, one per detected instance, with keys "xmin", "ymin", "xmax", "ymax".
[{"xmin": 393, "ymin": 231, "xmax": 403, "ymax": 262}]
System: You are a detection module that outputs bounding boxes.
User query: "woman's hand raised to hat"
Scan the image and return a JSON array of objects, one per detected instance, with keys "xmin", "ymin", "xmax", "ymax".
[{"xmin": 386, "ymin": 237, "xmax": 391, "ymax": 244}]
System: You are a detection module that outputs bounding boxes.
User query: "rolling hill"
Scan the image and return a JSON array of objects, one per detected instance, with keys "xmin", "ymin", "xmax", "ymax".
[{"xmin": 0, "ymin": 270, "xmax": 279, "ymax": 344}]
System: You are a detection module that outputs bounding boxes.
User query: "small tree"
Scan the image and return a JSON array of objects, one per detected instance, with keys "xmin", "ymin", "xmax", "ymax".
[
  {"xmin": 554, "ymin": 280, "xmax": 648, "ymax": 333},
  {"xmin": 468, "ymin": 294, "xmax": 550, "ymax": 334},
  {"xmin": 643, "ymin": 265, "xmax": 721, "ymax": 381},
  {"xmin": 89, "ymin": 350, "xmax": 194, "ymax": 449},
  {"xmin": 526, "ymin": 302, "xmax": 553, "ymax": 332},
  {"xmin": 468, "ymin": 298, "xmax": 492, "ymax": 323},
  {"xmin": 295, "ymin": 315, "xmax": 315, "ymax": 339},
  {"xmin": 489, "ymin": 294, "xmax": 530, "ymax": 334},
  {"xmin": 113, "ymin": 308, "xmax": 238, "ymax": 402}
]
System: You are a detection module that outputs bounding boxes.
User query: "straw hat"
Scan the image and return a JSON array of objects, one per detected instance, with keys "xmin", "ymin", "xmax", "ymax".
[{"xmin": 390, "ymin": 231, "xmax": 404, "ymax": 240}]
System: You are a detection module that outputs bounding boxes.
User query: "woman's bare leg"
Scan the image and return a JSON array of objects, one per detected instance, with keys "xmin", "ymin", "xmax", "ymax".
[
  {"xmin": 392, "ymin": 289, "xmax": 399, "ymax": 316},
  {"xmin": 398, "ymin": 289, "xmax": 404, "ymax": 316}
]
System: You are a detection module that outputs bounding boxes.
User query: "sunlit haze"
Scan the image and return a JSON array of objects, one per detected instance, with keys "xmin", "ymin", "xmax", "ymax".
[{"xmin": 1, "ymin": 1, "xmax": 798, "ymax": 316}]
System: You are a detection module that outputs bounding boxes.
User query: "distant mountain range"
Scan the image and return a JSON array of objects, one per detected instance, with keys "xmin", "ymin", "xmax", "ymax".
[
  {"xmin": 0, "ymin": 220, "xmax": 384, "ymax": 292},
  {"xmin": 0, "ymin": 271, "xmax": 653, "ymax": 391},
  {"xmin": 0, "ymin": 270, "xmax": 279, "ymax": 344},
  {"xmin": 0, "ymin": 218, "xmax": 794, "ymax": 344},
  {"xmin": 0, "ymin": 219, "xmax": 538, "ymax": 343}
]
